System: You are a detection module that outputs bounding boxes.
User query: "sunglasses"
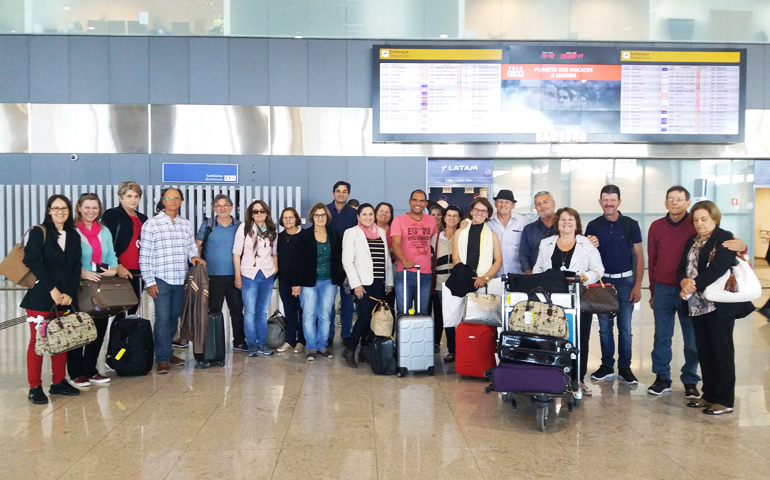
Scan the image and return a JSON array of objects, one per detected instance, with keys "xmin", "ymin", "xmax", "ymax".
[{"xmin": 252, "ymin": 209, "xmax": 267, "ymax": 214}]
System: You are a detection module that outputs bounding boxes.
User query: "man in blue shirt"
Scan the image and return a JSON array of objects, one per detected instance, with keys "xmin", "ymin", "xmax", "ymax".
[
  {"xmin": 326, "ymin": 181, "xmax": 358, "ymax": 346},
  {"xmin": 520, "ymin": 191, "xmax": 557, "ymax": 274},
  {"xmin": 196, "ymin": 194, "xmax": 245, "ymax": 352},
  {"xmin": 585, "ymin": 185, "xmax": 645, "ymax": 386}
]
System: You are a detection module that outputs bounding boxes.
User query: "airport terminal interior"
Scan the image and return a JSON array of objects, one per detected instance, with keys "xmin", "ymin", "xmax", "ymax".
[{"xmin": 3, "ymin": 0, "xmax": 770, "ymax": 478}]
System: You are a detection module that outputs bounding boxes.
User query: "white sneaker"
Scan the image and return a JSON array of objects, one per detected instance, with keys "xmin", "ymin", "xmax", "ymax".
[
  {"xmin": 276, "ymin": 342, "xmax": 292, "ymax": 353},
  {"xmin": 293, "ymin": 343, "xmax": 305, "ymax": 354}
]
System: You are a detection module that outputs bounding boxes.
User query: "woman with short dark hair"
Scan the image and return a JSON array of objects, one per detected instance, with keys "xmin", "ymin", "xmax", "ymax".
[
  {"xmin": 22, "ymin": 195, "xmax": 83, "ymax": 404},
  {"xmin": 275, "ymin": 207, "xmax": 305, "ymax": 354}
]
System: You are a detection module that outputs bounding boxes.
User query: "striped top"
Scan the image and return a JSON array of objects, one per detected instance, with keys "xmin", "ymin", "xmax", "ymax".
[{"xmin": 367, "ymin": 237, "xmax": 386, "ymax": 280}]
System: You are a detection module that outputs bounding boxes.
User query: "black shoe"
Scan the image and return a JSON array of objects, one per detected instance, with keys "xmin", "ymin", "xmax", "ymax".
[
  {"xmin": 758, "ymin": 307, "xmax": 770, "ymax": 320},
  {"xmin": 590, "ymin": 365, "xmax": 614, "ymax": 382},
  {"xmin": 358, "ymin": 348, "xmax": 369, "ymax": 364},
  {"xmin": 434, "ymin": 343, "xmax": 440, "ymax": 354},
  {"xmin": 28, "ymin": 386, "xmax": 48, "ymax": 405},
  {"xmin": 49, "ymin": 380, "xmax": 80, "ymax": 396},
  {"xmin": 618, "ymin": 368, "xmax": 638, "ymax": 385},
  {"xmin": 342, "ymin": 348, "xmax": 357, "ymax": 368},
  {"xmin": 684, "ymin": 384, "xmax": 701, "ymax": 399},
  {"xmin": 647, "ymin": 376, "xmax": 672, "ymax": 395}
]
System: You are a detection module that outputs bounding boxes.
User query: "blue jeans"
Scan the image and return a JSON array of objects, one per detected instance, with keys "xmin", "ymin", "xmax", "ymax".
[
  {"xmin": 394, "ymin": 270, "xmax": 431, "ymax": 316},
  {"xmin": 651, "ymin": 283, "xmax": 700, "ymax": 385},
  {"xmin": 329, "ymin": 286, "xmax": 354, "ymax": 340},
  {"xmin": 152, "ymin": 278, "xmax": 185, "ymax": 364},
  {"xmin": 598, "ymin": 276, "xmax": 634, "ymax": 369},
  {"xmin": 242, "ymin": 271, "xmax": 275, "ymax": 347},
  {"xmin": 300, "ymin": 278, "xmax": 336, "ymax": 352}
]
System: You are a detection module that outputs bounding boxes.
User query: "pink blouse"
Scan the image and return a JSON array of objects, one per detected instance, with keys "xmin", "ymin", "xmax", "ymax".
[{"xmin": 233, "ymin": 224, "xmax": 277, "ymax": 279}]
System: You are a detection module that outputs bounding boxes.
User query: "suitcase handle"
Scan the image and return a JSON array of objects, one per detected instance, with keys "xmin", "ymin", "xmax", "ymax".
[{"xmin": 402, "ymin": 264, "xmax": 420, "ymax": 313}]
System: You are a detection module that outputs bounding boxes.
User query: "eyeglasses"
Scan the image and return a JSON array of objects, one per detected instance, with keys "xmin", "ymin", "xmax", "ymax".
[
  {"xmin": 313, "ymin": 213, "xmax": 327, "ymax": 218},
  {"xmin": 164, "ymin": 196, "xmax": 182, "ymax": 201},
  {"xmin": 252, "ymin": 209, "xmax": 267, "ymax": 214},
  {"xmin": 214, "ymin": 203, "xmax": 232, "ymax": 208},
  {"xmin": 50, "ymin": 207, "xmax": 69, "ymax": 212},
  {"xmin": 471, "ymin": 208, "xmax": 488, "ymax": 215},
  {"xmin": 666, "ymin": 197, "xmax": 687, "ymax": 203}
]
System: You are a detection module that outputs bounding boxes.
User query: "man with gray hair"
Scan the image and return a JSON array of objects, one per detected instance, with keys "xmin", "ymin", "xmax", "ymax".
[
  {"xmin": 520, "ymin": 191, "xmax": 557, "ymax": 274},
  {"xmin": 196, "ymin": 194, "xmax": 246, "ymax": 352},
  {"xmin": 487, "ymin": 189, "xmax": 528, "ymax": 277}
]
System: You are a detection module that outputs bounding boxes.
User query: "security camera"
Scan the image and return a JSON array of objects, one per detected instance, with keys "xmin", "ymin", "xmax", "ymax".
[{"xmin": 70, "ymin": 154, "xmax": 78, "ymax": 161}]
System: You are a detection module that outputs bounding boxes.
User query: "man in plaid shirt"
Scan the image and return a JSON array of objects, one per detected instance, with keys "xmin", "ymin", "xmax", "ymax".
[{"xmin": 140, "ymin": 188, "xmax": 205, "ymax": 374}]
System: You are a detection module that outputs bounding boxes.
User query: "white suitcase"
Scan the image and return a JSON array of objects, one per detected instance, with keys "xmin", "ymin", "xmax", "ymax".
[{"xmin": 397, "ymin": 266, "xmax": 435, "ymax": 377}]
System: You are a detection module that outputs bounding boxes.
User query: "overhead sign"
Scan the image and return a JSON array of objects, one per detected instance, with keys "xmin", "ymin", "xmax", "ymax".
[
  {"xmin": 428, "ymin": 159, "xmax": 494, "ymax": 185},
  {"xmin": 162, "ymin": 163, "xmax": 238, "ymax": 184}
]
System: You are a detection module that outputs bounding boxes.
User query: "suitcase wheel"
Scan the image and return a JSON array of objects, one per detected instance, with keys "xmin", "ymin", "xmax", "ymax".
[
  {"xmin": 536, "ymin": 406, "xmax": 548, "ymax": 432},
  {"xmin": 217, "ymin": 360, "xmax": 225, "ymax": 367},
  {"xmin": 397, "ymin": 367, "xmax": 407, "ymax": 378},
  {"xmin": 427, "ymin": 366, "xmax": 435, "ymax": 376},
  {"xmin": 483, "ymin": 369, "xmax": 492, "ymax": 379},
  {"xmin": 484, "ymin": 386, "xmax": 493, "ymax": 395}
]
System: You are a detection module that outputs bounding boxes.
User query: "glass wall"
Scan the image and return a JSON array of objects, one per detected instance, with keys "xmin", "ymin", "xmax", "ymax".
[
  {"xmin": 492, "ymin": 158, "xmax": 756, "ymax": 256},
  {"xmin": 2, "ymin": 0, "xmax": 769, "ymax": 42}
]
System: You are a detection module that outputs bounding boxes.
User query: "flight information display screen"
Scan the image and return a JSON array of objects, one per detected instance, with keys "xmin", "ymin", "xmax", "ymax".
[{"xmin": 372, "ymin": 46, "xmax": 746, "ymax": 143}]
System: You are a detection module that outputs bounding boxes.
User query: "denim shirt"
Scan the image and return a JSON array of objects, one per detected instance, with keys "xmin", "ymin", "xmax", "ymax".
[{"xmin": 519, "ymin": 219, "xmax": 555, "ymax": 273}]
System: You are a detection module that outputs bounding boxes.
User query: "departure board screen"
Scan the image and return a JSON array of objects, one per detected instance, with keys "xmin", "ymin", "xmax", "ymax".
[{"xmin": 372, "ymin": 46, "xmax": 746, "ymax": 143}]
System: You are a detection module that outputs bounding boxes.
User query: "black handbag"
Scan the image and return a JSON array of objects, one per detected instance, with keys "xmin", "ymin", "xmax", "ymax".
[{"xmin": 505, "ymin": 270, "xmax": 569, "ymax": 293}]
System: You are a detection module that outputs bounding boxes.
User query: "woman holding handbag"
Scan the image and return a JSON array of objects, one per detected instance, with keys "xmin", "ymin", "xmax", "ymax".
[
  {"xmin": 432, "ymin": 205, "xmax": 461, "ymax": 363},
  {"xmin": 67, "ymin": 193, "xmax": 119, "ymax": 387},
  {"xmin": 677, "ymin": 200, "xmax": 755, "ymax": 415},
  {"xmin": 102, "ymin": 181, "xmax": 148, "ymax": 320},
  {"xmin": 21, "ymin": 195, "xmax": 83, "ymax": 404},
  {"xmin": 533, "ymin": 207, "xmax": 604, "ymax": 396},
  {"xmin": 341, "ymin": 204, "xmax": 393, "ymax": 368}
]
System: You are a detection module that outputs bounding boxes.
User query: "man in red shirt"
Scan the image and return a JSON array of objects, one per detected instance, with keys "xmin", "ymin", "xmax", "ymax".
[{"xmin": 647, "ymin": 186, "xmax": 744, "ymax": 397}]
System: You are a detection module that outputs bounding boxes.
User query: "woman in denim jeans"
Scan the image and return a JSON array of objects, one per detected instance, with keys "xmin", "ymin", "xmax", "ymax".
[
  {"xmin": 292, "ymin": 203, "xmax": 344, "ymax": 361},
  {"xmin": 234, "ymin": 200, "xmax": 278, "ymax": 357}
]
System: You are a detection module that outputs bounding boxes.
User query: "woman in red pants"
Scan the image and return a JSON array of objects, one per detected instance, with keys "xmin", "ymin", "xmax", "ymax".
[{"xmin": 22, "ymin": 194, "xmax": 83, "ymax": 404}]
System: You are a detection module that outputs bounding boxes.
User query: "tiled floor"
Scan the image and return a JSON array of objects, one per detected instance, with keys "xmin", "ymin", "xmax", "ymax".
[{"xmin": 1, "ymin": 274, "xmax": 770, "ymax": 480}]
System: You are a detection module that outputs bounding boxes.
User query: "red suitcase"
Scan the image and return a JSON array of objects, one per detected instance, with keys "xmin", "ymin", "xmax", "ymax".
[{"xmin": 455, "ymin": 323, "xmax": 497, "ymax": 377}]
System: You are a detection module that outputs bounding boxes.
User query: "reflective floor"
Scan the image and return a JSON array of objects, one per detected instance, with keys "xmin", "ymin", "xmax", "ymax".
[{"xmin": 1, "ymin": 274, "xmax": 770, "ymax": 480}]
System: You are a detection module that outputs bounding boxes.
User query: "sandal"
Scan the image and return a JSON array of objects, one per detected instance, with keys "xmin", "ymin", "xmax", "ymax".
[
  {"xmin": 703, "ymin": 406, "xmax": 734, "ymax": 415},
  {"xmin": 581, "ymin": 383, "xmax": 593, "ymax": 396}
]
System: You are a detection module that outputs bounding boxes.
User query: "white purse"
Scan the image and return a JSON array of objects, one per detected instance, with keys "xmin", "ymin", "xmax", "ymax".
[{"xmin": 703, "ymin": 254, "xmax": 761, "ymax": 303}]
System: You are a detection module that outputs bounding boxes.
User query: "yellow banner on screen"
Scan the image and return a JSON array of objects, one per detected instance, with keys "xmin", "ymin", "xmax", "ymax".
[
  {"xmin": 379, "ymin": 48, "xmax": 503, "ymax": 61},
  {"xmin": 620, "ymin": 51, "xmax": 740, "ymax": 63}
]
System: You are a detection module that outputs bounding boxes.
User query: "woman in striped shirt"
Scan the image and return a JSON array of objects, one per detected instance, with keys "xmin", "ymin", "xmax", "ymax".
[{"xmin": 341, "ymin": 204, "xmax": 394, "ymax": 368}]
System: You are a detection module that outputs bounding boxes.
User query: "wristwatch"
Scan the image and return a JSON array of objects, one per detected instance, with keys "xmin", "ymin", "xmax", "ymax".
[{"xmin": 483, "ymin": 275, "xmax": 490, "ymax": 281}]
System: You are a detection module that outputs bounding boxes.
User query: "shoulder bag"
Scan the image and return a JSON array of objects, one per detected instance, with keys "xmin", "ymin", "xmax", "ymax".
[
  {"xmin": 369, "ymin": 296, "xmax": 394, "ymax": 337},
  {"xmin": 34, "ymin": 307, "xmax": 97, "ymax": 356},
  {"xmin": 78, "ymin": 276, "xmax": 139, "ymax": 319},
  {"xmin": 579, "ymin": 276, "xmax": 619, "ymax": 316},
  {"xmin": 266, "ymin": 310, "xmax": 286, "ymax": 348},
  {"xmin": 463, "ymin": 285, "xmax": 502, "ymax": 327},
  {"xmin": 703, "ymin": 251, "xmax": 762, "ymax": 303},
  {"xmin": 509, "ymin": 287, "xmax": 569, "ymax": 339},
  {"xmin": 0, "ymin": 225, "xmax": 46, "ymax": 288}
]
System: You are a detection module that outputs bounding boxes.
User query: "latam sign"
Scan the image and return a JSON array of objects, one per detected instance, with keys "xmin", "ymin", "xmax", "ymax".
[{"xmin": 429, "ymin": 159, "xmax": 494, "ymax": 185}]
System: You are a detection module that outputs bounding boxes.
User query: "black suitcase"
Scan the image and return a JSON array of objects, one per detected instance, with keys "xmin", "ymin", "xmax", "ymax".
[
  {"xmin": 505, "ymin": 270, "xmax": 570, "ymax": 294},
  {"xmin": 195, "ymin": 311, "xmax": 226, "ymax": 368},
  {"xmin": 106, "ymin": 316, "xmax": 154, "ymax": 377},
  {"xmin": 498, "ymin": 331, "xmax": 575, "ymax": 368},
  {"xmin": 368, "ymin": 336, "xmax": 397, "ymax": 375}
]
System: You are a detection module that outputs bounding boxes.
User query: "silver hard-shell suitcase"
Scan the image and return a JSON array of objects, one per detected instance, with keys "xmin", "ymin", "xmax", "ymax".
[{"xmin": 397, "ymin": 266, "xmax": 435, "ymax": 377}]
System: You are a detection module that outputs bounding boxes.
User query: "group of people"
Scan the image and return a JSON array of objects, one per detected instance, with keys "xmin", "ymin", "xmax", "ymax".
[{"xmin": 20, "ymin": 180, "xmax": 756, "ymax": 416}]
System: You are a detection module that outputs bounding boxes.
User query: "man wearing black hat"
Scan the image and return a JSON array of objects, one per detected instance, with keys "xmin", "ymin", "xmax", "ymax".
[{"xmin": 487, "ymin": 189, "xmax": 528, "ymax": 277}]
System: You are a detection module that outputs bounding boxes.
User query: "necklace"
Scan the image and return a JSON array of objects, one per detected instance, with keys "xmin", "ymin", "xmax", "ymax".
[
  {"xmin": 561, "ymin": 249, "xmax": 569, "ymax": 267},
  {"xmin": 285, "ymin": 230, "xmax": 298, "ymax": 242}
]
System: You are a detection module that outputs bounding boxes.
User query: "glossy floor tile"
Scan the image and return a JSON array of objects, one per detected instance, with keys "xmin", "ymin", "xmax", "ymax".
[{"xmin": 2, "ymin": 281, "xmax": 770, "ymax": 479}]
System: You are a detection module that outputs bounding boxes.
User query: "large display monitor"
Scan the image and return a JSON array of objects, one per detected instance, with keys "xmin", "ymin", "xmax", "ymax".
[{"xmin": 372, "ymin": 46, "xmax": 746, "ymax": 143}]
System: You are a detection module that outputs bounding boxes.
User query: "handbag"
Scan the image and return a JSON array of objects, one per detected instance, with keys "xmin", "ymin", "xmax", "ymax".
[
  {"xmin": 703, "ymin": 253, "xmax": 762, "ymax": 303},
  {"xmin": 266, "ymin": 310, "xmax": 286, "ymax": 348},
  {"xmin": 463, "ymin": 286, "xmax": 502, "ymax": 327},
  {"xmin": 369, "ymin": 296, "xmax": 394, "ymax": 337},
  {"xmin": 508, "ymin": 287, "xmax": 569, "ymax": 339},
  {"xmin": 580, "ymin": 277, "xmax": 619, "ymax": 316},
  {"xmin": 505, "ymin": 269, "xmax": 569, "ymax": 294},
  {"xmin": 34, "ymin": 308, "xmax": 97, "ymax": 356},
  {"xmin": 78, "ymin": 276, "xmax": 139, "ymax": 319},
  {"xmin": 0, "ymin": 225, "xmax": 46, "ymax": 288}
]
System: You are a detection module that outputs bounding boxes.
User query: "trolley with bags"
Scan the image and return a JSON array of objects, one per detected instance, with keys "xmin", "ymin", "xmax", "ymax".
[{"xmin": 483, "ymin": 272, "xmax": 582, "ymax": 432}]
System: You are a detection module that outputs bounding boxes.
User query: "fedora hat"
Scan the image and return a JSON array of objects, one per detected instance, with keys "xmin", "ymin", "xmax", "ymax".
[{"xmin": 493, "ymin": 189, "xmax": 516, "ymax": 203}]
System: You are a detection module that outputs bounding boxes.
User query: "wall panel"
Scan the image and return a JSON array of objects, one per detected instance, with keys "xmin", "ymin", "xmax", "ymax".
[
  {"xmin": 190, "ymin": 38, "xmax": 229, "ymax": 105},
  {"xmin": 268, "ymin": 39, "xmax": 308, "ymax": 107},
  {"xmin": 149, "ymin": 37, "xmax": 189, "ymax": 104},
  {"xmin": 69, "ymin": 37, "xmax": 109, "ymax": 104},
  {"xmin": 110, "ymin": 37, "xmax": 150, "ymax": 105},
  {"xmin": 308, "ymin": 40, "xmax": 347, "ymax": 107},
  {"xmin": 0, "ymin": 37, "xmax": 29, "ymax": 103},
  {"xmin": 229, "ymin": 38, "xmax": 269, "ymax": 106},
  {"xmin": 29, "ymin": 36, "xmax": 68, "ymax": 103}
]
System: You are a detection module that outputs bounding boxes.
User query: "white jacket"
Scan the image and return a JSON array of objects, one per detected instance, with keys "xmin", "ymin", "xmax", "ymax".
[
  {"xmin": 533, "ymin": 235, "xmax": 604, "ymax": 284},
  {"xmin": 342, "ymin": 225, "xmax": 393, "ymax": 289}
]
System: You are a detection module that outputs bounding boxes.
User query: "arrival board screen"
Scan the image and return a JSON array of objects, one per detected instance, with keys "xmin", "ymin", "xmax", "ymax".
[{"xmin": 372, "ymin": 46, "xmax": 746, "ymax": 143}]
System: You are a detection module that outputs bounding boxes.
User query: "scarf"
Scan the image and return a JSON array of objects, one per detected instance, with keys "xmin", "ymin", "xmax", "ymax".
[
  {"xmin": 77, "ymin": 221, "xmax": 103, "ymax": 267},
  {"xmin": 359, "ymin": 222, "xmax": 380, "ymax": 240},
  {"xmin": 456, "ymin": 222, "xmax": 494, "ymax": 277}
]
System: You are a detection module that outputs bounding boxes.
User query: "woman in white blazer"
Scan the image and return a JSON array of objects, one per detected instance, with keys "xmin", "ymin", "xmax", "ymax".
[
  {"xmin": 533, "ymin": 207, "xmax": 604, "ymax": 396},
  {"xmin": 341, "ymin": 203, "xmax": 394, "ymax": 368}
]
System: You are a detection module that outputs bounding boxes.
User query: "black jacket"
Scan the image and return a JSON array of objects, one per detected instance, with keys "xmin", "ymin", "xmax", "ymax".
[
  {"xmin": 291, "ymin": 225, "xmax": 345, "ymax": 287},
  {"xmin": 20, "ymin": 225, "xmax": 82, "ymax": 312},
  {"xmin": 676, "ymin": 227, "xmax": 754, "ymax": 319},
  {"xmin": 102, "ymin": 205, "xmax": 148, "ymax": 259}
]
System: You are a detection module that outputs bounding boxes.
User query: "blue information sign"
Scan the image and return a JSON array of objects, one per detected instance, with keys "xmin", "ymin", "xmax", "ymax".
[
  {"xmin": 162, "ymin": 163, "xmax": 238, "ymax": 184},
  {"xmin": 428, "ymin": 159, "xmax": 494, "ymax": 185}
]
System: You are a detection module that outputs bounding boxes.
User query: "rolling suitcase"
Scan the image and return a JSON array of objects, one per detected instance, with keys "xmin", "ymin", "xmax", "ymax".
[
  {"xmin": 498, "ymin": 331, "xmax": 575, "ymax": 368},
  {"xmin": 195, "ymin": 311, "xmax": 226, "ymax": 368},
  {"xmin": 455, "ymin": 323, "xmax": 497, "ymax": 378},
  {"xmin": 369, "ymin": 336, "xmax": 397, "ymax": 375},
  {"xmin": 396, "ymin": 266, "xmax": 435, "ymax": 377},
  {"xmin": 105, "ymin": 315, "xmax": 154, "ymax": 377},
  {"xmin": 488, "ymin": 362, "xmax": 570, "ymax": 395}
]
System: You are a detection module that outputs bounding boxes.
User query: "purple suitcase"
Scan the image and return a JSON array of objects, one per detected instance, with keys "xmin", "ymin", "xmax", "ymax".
[{"xmin": 489, "ymin": 363, "xmax": 569, "ymax": 394}]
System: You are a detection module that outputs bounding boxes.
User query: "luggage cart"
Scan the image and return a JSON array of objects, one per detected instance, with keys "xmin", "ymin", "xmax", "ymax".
[{"xmin": 483, "ymin": 279, "xmax": 581, "ymax": 432}]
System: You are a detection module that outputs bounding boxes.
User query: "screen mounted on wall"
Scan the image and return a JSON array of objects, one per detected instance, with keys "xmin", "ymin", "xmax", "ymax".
[{"xmin": 372, "ymin": 46, "xmax": 746, "ymax": 144}]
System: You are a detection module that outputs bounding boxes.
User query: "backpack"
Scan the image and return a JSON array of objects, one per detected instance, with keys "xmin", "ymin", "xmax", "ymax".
[{"xmin": 199, "ymin": 217, "xmax": 216, "ymax": 260}]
